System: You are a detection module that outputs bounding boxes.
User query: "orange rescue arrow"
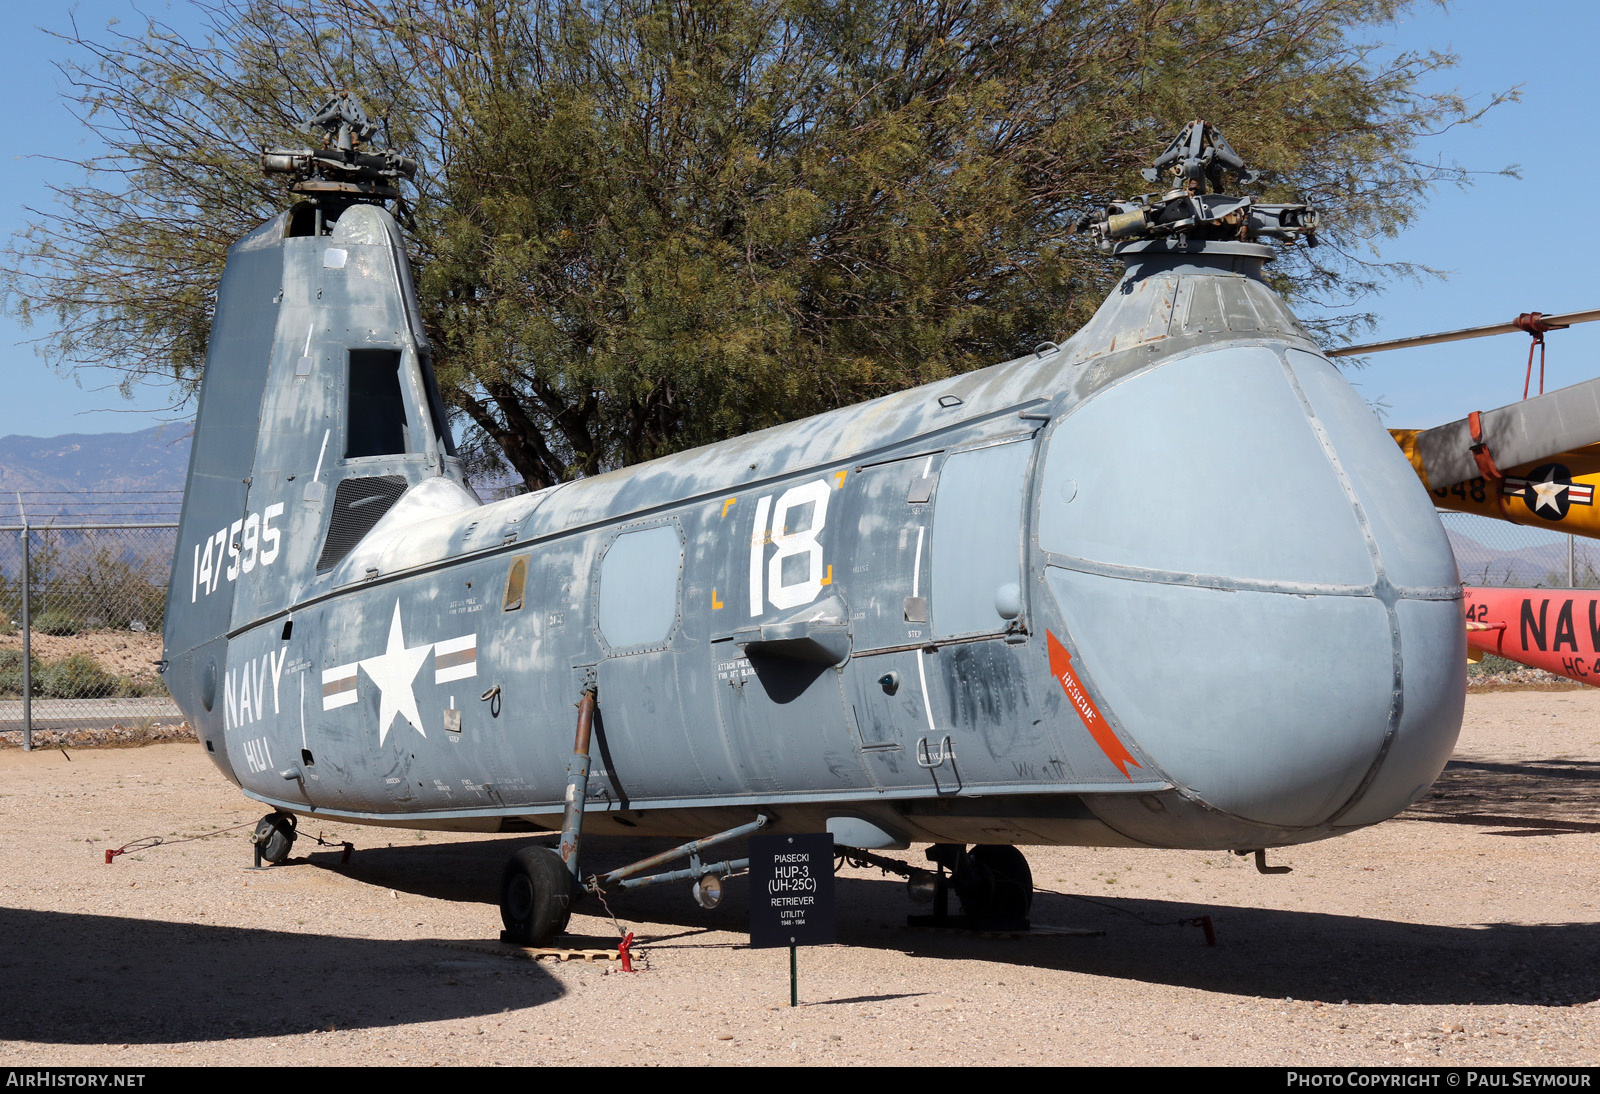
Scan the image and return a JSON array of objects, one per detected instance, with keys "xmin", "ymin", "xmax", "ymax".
[{"xmin": 1046, "ymin": 630, "xmax": 1140, "ymax": 779}]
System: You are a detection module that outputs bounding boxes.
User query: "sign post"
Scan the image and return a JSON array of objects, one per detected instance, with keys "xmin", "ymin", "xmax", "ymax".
[{"xmin": 748, "ymin": 832, "xmax": 836, "ymax": 1006}]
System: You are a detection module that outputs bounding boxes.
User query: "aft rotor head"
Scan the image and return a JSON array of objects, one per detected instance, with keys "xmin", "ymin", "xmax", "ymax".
[
  {"xmin": 1087, "ymin": 120, "xmax": 1318, "ymax": 257},
  {"xmin": 260, "ymin": 91, "xmax": 417, "ymax": 205}
]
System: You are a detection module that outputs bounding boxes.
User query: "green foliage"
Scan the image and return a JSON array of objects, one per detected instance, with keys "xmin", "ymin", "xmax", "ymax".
[
  {"xmin": 2, "ymin": 0, "xmax": 1514, "ymax": 487},
  {"xmin": 13, "ymin": 535, "xmax": 169, "ymax": 634},
  {"xmin": 113, "ymin": 675, "xmax": 167, "ymax": 699},
  {"xmin": 32, "ymin": 611, "xmax": 83, "ymax": 637},
  {"xmin": 0, "ymin": 648, "xmax": 159, "ymax": 698},
  {"xmin": 62, "ymin": 546, "xmax": 168, "ymax": 631},
  {"xmin": 0, "ymin": 648, "xmax": 40, "ymax": 698},
  {"xmin": 36, "ymin": 654, "xmax": 118, "ymax": 699}
]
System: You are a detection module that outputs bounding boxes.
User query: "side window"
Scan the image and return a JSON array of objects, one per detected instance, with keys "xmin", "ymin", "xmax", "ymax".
[
  {"xmin": 346, "ymin": 349, "xmax": 410, "ymax": 458},
  {"xmin": 596, "ymin": 525, "xmax": 683, "ymax": 650},
  {"xmin": 503, "ymin": 556, "xmax": 529, "ymax": 612}
]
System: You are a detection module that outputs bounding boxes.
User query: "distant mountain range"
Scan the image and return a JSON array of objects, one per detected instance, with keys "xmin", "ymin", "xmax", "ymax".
[
  {"xmin": 0, "ymin": 425, "xmax": 192, "ymax": 523},
  {"xmin": 0, "ymin": 424, "xmax": 191, "ymax": 492},
  {"xmin": 1447, "ymin": 529, "xmax": 1600, "ymax": 588}
]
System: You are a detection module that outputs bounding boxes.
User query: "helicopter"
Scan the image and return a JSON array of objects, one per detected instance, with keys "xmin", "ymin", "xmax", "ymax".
[
  {"xmin": 1321, "ymin": 309, "xmax": 1600, "ymax": 687},
  {"xmin": 160, "ymin": 108, "xmax": 1467, "ymax": 945},
  {"xmin": 1328, "ymin": 310, "xmax": 1600, "ymax": 539},
  {"xmin": 1455, "ymin": 585, "xmax": 1600, "ymax": 685}
]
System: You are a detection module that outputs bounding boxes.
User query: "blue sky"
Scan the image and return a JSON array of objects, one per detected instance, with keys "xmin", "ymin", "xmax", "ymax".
[{"xmin": 0, "ymin": 0, "xmax": 1595, "ymax": 438}]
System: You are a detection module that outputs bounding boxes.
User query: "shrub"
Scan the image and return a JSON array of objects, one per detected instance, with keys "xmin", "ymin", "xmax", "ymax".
[
  {"xmin": 0, "ymin": 648, "xmax": 40, "ymax": 697},
  {"xmin": 113, "ymin": 676, "xmax": 166, "ymax": 699},
  {"xmin": 37, "ymin": 654, "xmax": 116, "ymax": 699},
  {"xmin": 33, "ymin": 611, "xmax": 83, "ymax": 637}
]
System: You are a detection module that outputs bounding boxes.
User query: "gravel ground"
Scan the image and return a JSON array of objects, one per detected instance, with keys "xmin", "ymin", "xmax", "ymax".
[
  {"xmin": 0, "ymin": 629, "xmax": 164, "ymax": 681},
  {"xmin": 1, "ymin": 688, "xmax": 1597, "ymax": 1067}
]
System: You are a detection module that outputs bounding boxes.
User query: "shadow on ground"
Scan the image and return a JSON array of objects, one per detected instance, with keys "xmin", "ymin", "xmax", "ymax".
[
  {"xmin": 295, "ymin": 832, "xmax": 1600, "ymax": 1010},
  {"xmin": 0, "ymin": 907, "xmax": 562, "ymax": 1044},
  {"xmin": 1405, "ymin": 756, "xmax": 1600, "ymax": 830}
]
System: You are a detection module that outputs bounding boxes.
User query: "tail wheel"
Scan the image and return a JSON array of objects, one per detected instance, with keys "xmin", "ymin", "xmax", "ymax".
[
  {"xmin": 252, "ymin": 813, "xmax": 297, "ymax": 865},
  {"xmin": 500, "ymin": 845, "xmax": 574, "ymax": 946}
]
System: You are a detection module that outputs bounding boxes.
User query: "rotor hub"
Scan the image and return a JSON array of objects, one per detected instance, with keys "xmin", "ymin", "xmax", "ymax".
[
  {"xmin": 261, "ymin": 91, "xmax": 416, "ymax": 206},
  {"xmin": 1086, "ymin": 120, "xmax": 1318, "ymax": 258}
]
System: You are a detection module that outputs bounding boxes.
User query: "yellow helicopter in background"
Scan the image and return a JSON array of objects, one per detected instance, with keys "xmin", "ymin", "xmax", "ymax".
[{"xmin": 1332, "ymin": 308, "xmax": 1600, "ymax": 537}]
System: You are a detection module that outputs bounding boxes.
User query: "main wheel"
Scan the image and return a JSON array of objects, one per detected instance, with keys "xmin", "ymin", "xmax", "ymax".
[
  {"xmin": 500, "ymin": 845, "xmax": 574, "ymax": 946},
  {"xmin": 970, "ymin": 844, "xmax": 1033, "ymax": 919},
  {"xmin": 952, "ymin": 844, "xmax": 1033, "ymax": 921},
  {"xmin": 252, "ymin": 813, "xmax": 297, "ymax": 865}
]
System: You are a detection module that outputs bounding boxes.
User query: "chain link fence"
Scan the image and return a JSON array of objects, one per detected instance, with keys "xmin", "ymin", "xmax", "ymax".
[
  {"xmin": 1438, "ymin": 511, "xmax": 1600, "ymax": 589},
  {"xmin": 0, "ymin": 491, "xmax": 184, "ymax": 748}
]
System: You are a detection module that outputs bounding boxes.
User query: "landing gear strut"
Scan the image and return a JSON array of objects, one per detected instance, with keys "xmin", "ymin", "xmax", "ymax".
[
  {"xmin": 499, "ymin": 689, "xmax": 594, "ymax": 946},
  {"xmin": 496, "ymin": 687, "xmax": 767, "ymax": 946},
  {"xmin": 251, "ymin": 812, "xmax": 297, "ymax": 866},
  {"xmin": 839, "ymin": 841, "xmax": 1035, "ymax": 931}
]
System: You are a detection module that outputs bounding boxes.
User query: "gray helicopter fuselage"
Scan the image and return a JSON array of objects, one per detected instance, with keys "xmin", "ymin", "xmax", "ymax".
[{"xmin": 161, "ymin": 202, "xmax": 1465, "ymax": 854}]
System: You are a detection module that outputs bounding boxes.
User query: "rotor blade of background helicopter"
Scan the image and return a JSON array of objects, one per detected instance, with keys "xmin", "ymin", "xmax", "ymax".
[
  {"xmin": 1329, "ymin": 308, "xmax": 1600, "ymax": 357},
  {"xmin": 1408, "ymin": 375, "xmax": 1600, "ymax": 488}
]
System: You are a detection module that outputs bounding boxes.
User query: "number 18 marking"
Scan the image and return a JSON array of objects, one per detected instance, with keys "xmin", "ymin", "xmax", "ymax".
[{"xmin": 749, "ymin": 480, "xmax": 832, "ymax": 616}]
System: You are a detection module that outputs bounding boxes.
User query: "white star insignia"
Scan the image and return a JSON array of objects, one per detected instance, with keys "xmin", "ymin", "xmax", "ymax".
[
  {"xmin": 359, "ymin": 601, "xmax": 434, "ymax": 745},
  {"xmin": 1530, "ymin": 469, "xmax": 1570, "ymax": 514}
]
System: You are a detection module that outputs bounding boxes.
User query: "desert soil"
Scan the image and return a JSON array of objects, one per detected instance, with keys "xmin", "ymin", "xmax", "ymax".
[
  {"xmin": 0, "ymin": 629, "xmax": 164, "ymax": 681},
  {"xmin": 1, "ymin": 688, "xmax": 1597, "ymax": 1067}
]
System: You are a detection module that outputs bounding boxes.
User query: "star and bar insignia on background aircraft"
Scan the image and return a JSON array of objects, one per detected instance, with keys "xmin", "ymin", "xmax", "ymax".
[
  {"xmin": 321, "ymin": 601, "xmax": 478, "ymax": 745},
  {"xmin": 1501, "ymin": 463, "xmax": 1595, "ymax": 522}
]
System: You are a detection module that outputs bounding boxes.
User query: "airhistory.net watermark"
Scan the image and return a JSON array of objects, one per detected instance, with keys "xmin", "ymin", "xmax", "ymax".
[{"xmin": 4, "ymin": 1074, "xmax": 145, "ymax": 1088}]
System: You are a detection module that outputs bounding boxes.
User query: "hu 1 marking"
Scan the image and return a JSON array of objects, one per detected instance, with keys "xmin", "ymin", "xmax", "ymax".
[
  {"xmin": 241, "ymin": 737, "xmax": 274, "ymax": 775},
  {"xmin": 225, "ymin": 648, "xmax": 289, "ymax": 730}
]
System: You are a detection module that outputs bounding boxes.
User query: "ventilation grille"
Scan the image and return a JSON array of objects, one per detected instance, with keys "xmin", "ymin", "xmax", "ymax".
[{"xmin": 316, "ymin": 475, "xmax": 408, "ymax": 573}]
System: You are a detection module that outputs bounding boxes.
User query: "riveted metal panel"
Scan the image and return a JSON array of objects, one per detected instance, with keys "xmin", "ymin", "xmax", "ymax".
[
  {"xmin": 1047, "ymin": 567, "xmax": 1392, "ymax": 827},
  {"xmin": 1333, "ymin": 596, "xmax": 1465, "ymax": 828},
  {"xmin": 1039, "ymin": 346, "xmax": 1374, "ymax": 586},
  {"xmin": 1285, "ymin": 348, "xmax": 1460, "ymax": 591},
  {"xmin": 931, "ymin": 438, "xmax": 1033, "ymax": 637}
]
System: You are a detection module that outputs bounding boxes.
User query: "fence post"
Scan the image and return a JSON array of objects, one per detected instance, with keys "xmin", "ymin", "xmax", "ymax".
[
  {"xmin": 1569, "ymin": 533, "xmax": 1576, "ymax": 588},
  {"xmin": 18, "ymin": 495, "xmax": 30, "ymax": 752}
]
